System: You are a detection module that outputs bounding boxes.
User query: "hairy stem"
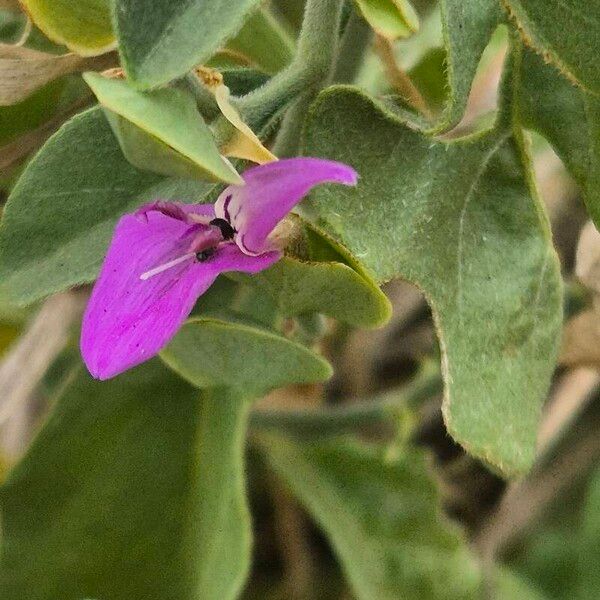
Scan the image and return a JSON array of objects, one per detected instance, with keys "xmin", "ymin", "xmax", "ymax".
[{"xmin": 237, "ymin": 0, "xmax": 345, "ymax": 132}]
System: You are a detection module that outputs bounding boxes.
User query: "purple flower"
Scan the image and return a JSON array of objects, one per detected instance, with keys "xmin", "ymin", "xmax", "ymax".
[{"xmin": 81, "ymin": 158, "xmax": 358, "ymax": 380}]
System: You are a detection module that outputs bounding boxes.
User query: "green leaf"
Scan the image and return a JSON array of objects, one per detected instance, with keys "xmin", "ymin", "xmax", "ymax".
[
  {"xmin": 0, "ymin": 361, "xmax": 252, "ymax": 600},
  {"xmin": 0, "ymin": 79, "xmax": 64, "ymax": 145},
  {"xmin": 19, "ymin": 0, "xmax": 115, "ymax": 56},
  {"xmin": 184, "ymin": 386, "xmax": 252, "ymax": 600},
  {"xmin": 0, "ymin": 107, "xmax": 212, "ymax": 305},
  {"xmin": 236, "ymin": 255, "xmax": 391, "ymax": 328},
  {"xmin": 304, "ymin": 86, "xmax": 562, "ymax": 476},
  {"xmin": 516, "ymin": 45, "xmax": 600, "ymax": 228},
  {"xmin": 435, "ymin": 0, "xmax": 503, "ymax": 132},
  {"xmin": 409, "ymin": 47, "xmax": 448, "ymax": 112},
  {"xmin": 83, "ymin": 72, "xmax": 242, "ymax": 184},
  {"xmin": 114, "ymin": 0, "xmax": 262, "ymax": 88},
  {"xmin": 577, "ymin": 467, "xmax": 600, "ymax": 598},
  {"xmin": 353, "ymin": 0, "xmax": 419, "ymax": 40},
  {"xmin": 160, "ymin": 317, "xmax": 333, "ymax": 393},
  {"xmin": 222, "ymin": 68, "xmax": 270, "ymax": 97},
  {"xmin": 492, "ymin": 569, "xmax": 549, "ymax": 599},
  {"xmin": 259, "ymin": 435, "xmax": 482, "ymax": 600},
  {"xmin": 227, "ymin": 6, "xmax": 295, "ymax": 75},
  {"xmin": 504, "ymin": 0, "xmax": 600, "ymax": 94}
]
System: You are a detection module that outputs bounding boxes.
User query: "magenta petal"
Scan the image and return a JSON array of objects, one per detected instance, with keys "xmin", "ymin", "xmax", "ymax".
[
  {"xmin": 214, "ymin": 158, "xmax": 358, "ymax": 255},
  {"xmin": 135, "ymin": 201, "xmax": 216, "ymax": 223},
  {"xmin": 81, "ymin": 210, "xmax": 280, "ymax": 380}
]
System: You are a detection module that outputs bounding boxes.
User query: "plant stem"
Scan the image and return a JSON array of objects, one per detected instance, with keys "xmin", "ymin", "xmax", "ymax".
[
  {"xmin": 250, "ymin": 362, "xmax": 441, "ymax": 438},
  {"xmin": 374, "ymin": 34, "xmax": 432, "ymax": 119},
  {"xmin": 332, "ymin": 10, "xmax": 372, "ymax": 84},
  {"xmin": 271, "ymin": 91, "xmax": 313, "ymax": 157},
  {"xmin": 237, "ymin": 0, "xmax": 345, "ymax": 132}
]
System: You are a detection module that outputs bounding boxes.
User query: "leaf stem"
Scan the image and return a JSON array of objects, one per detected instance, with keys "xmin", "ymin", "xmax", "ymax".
[
  {"xmin": 250, "ymin": 361, "xmax": 441, "ymax": 438},
  {"xmin": 332, "ymin": 9, "xmax": 372, "ymax": 84}
]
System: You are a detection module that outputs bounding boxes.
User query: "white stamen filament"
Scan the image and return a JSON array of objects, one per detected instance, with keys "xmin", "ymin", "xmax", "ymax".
[{"xmin": 140, "ymin": 252, "xmax": 195, "ymax": 280}]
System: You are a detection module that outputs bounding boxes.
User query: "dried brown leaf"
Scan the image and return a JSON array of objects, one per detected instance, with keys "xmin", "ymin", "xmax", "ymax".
[
  {"xmin": 560, "ymin": 309, "xmax": 600, "ymax": 369},
  {"xmin": 576, "ymin": 221, "xmax": 600, "ymax": 294},
  {"xmin": 0, "ymin": 44, "xmax": 115, "ymax": 105}
]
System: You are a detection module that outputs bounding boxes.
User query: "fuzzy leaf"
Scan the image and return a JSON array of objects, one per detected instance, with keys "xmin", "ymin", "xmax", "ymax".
[
  {"xmin": 161, "ymin": 317, "xmax": 333, "ymax": 393},
  {"xmin": 259, "ymin": 435, "xmax": 482, "ymax": 600},
  {"xmin": 504, "ymin": 0, "xmax": 600, "ymax": 94},
  {"xmin": 236, "ymin": 255, "xmax": 391, "ymax": 327},
  {"xmin": 114, "ymin": 0, "xmax": 262, "ymax": 88},
  {"xmin": 304, "ymin": 87, "xmax": 562, "ymax": 476},
  {"xmin": 0, "ymin": 361, "xmax": 252, "ymax": 600},
  {"xmin": 434, "ymin": 0, "xmax": 503, "ymax": 132},
  {"xmin": 0, "ymin": 107, "xmax": 212, "ymax": 305},
  {"xmin": 516, "ymin": 45, "xmax": 600, "ymax": 228}
]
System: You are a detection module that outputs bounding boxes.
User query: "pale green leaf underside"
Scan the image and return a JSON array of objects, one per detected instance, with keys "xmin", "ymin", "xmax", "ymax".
[
  {"xmin": 161, "ymin": 317, "xmax": 333, "ymax": 392},
  {"xmin": 504, "ymin": 0, "xmax": 600, "ymax": 94},
  {"xmin": 226, "ymin": 6, "xmax": 294, "ymax": 75},
  {"xmin": 0, "ymin": 361, "xmax": 251, "ymax": 600},
  {"xmin": 114, "ymin": 0, "xmax": 262, "ymax": 88},
  {"xmin": 20, "ymin": 0, "xmax": 115, "ymax": 56},
  {"xmin": 353, "ymin": 0, "xmax": 419, "ymax": 40},
  {"xmin": 260, "ymin": 435, "xmax": 482, "ymax": 600},
  {"xmin": 304, "ymin": 87, "xmax": 562, "ymax": 476},
  {"xmin": 103, "ymin": 110, "xmax": 230, "ymax": 181},
  {"xmin": 0, "ymin": 108, "xmax": 211, "ymax": 306},
  {"xmin": 84, "ymin": 72, "xmax": 241, "ymax": 184}
]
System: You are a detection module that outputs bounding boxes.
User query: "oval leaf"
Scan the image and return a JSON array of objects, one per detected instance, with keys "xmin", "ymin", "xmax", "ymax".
[
  {"xmin": 19, "ymin": 0, "xmax": 115, "ymax": 56},
  {"xmin": 237, "ymin": 256, "xmax": 392, "ymax": 328},
  {"xmin": 161, "ymin": 317, "xmax": 333, "ymax": 392}
]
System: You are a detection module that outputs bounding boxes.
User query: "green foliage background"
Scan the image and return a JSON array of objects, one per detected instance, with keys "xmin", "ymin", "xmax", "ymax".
[{"xmin": 0, "ymin": 0, "xmax": 599, "ymax": 598}]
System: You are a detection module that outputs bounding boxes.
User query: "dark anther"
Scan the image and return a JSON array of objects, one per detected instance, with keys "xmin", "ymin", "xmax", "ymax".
[
  {"xmin": 210, "ymin": 217, "xmax": 235, "ymax": 240},
  {"xmin": 195, "ymin": 248, "xmax": 216, "ymax": 262}
]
